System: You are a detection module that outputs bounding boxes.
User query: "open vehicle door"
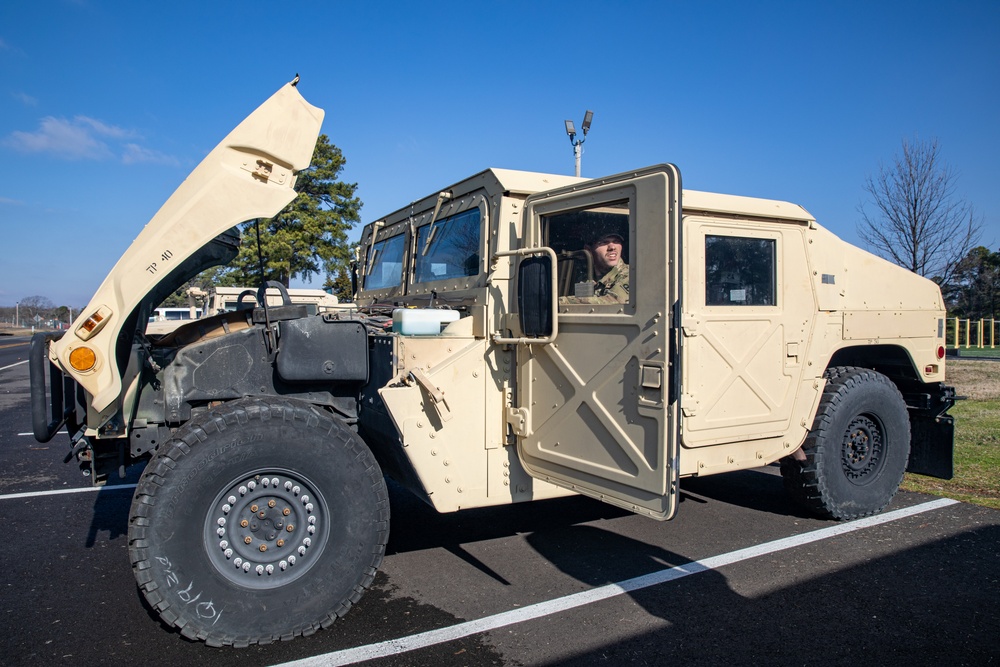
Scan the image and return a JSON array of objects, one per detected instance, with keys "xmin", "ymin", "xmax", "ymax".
[{"xmin": 511, "ymin": 165, "xmax": 681, "ymax": 519}]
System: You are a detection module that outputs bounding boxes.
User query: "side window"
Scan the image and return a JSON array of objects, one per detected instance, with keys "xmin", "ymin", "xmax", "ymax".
[
  {"xmin": 414, "ymin": 208, "xmax": 481, "ymax": 283},
  {"xmin": 364, "ymin": 234, "xmax": 407, "ymax": 291},
  {"xmin": 705, "ymin": 235, "xmax": 776, "ymax": 306},
  {"xmin": 543, "ymin": 201, "xmax": 631, "ymax": 304}
]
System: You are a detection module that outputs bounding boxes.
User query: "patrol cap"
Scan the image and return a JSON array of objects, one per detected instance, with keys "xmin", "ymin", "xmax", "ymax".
[{"xmin": 591, "ymin": 229, "xmax": 624, "ymax": 244}]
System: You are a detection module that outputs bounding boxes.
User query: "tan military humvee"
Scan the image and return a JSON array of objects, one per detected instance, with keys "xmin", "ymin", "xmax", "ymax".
[{"xmin": 30, "ymin": 81, "xmax": 955, "ymax": 647}]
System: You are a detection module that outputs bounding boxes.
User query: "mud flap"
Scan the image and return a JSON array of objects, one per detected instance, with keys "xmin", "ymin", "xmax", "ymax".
[{"xmin": 907, "ymin": 414, "xmax": 955, "ymax": 480}]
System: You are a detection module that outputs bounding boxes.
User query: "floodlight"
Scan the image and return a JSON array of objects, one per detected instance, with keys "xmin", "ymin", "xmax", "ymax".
[
  {"xmin": 582, "ymin": 110, "xmax": 594, "ymax": 134},
  {"xmin": 564, "ymin": 120, "xmax": 576, "ymax": 137}
]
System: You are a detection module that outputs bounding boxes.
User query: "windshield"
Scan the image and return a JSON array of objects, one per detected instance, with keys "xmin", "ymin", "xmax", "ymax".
[
  {"xmin": 414, "ymin": 208, "xmax": 481, "ymax": 283},
  {"xmin": 364, "ymin": 234, "xmax": 407, "ymax": 290}
]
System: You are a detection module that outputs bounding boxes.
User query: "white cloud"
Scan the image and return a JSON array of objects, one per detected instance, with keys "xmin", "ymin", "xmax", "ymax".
[
  {"xmin": 0, "ymin": 37, "xmax": 26, "ymax": 57},
  {"xmin": 4, "ymin": 116, "xmax": 176, "ymax": 165},
  {"xmin": 0, "ymin": 196, "xmax": 25, "ymax": 205},
  {"xmin": 11, "ymin": 91, "xmax": 38, "ymax": 106},
  {"xmin": 122, "ymin": 143, "xmax": 180, "ymax": 166},
  {"xmin": 4, "ymin": 116, "xmax": 113, "ymax": 159},
  {"xmin": 76, "ymin": 115, "xmax": 136, "ymax": 139}
]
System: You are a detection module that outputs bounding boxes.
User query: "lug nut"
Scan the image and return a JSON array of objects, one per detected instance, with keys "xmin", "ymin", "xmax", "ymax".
[
  {"xmin": 259, "ymin": 544, "xmax": 267, "ymax": 552},
  {"xmin": 283, "ymin": 508, "xmax": 291, "ymax": 516},
  {"xmin": 276, "ymin": 539, "xmax": 285, "ymax": 547},
  {"xmin": 268, "ymin": 500, "xmax": 276, "ymax": 508},
  {"xmin": 255, "ymin": 565, "xmax": 264, "ymax": 575},
  {"xmin": 250, "ymin": 504, "xmax": 259, "ymax": 513},
  {"xmin": 241, "ymin": 519, "xmax": 249, "ymax": 528},
  {"xmin": 228, "ymin": 495, "xmax": 236, "ymax": 505},
  {"xmin": 286, "ymin": 525, "xmax": 294, "ymax": 532},
  {"xmin": 244, "ymin": 536, "xmax": 252, "ymax": 545}
]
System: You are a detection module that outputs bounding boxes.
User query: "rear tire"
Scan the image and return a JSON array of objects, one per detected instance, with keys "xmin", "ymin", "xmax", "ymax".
[
  {"xmin": 128, "ymin": 397, "xmax": 389, "ymax": 647},
  {"xmin": 781, "ymin": 367, "xmax": 910, "ymax": 520}
]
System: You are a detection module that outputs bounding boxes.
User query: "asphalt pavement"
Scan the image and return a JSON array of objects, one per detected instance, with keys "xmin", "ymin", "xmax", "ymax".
[{"xmin": 1, "ymin": 336, "xmax": 997, "ymax": 666}]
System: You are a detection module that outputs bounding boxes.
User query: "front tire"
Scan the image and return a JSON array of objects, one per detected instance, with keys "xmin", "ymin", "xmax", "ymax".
[
  {"xmin": 781, "ymin": 367, "xmax": 910, "ymax": 520},
  {"xmin": 128, "ymin": 397, "xmax": 389, "ymax": 647}
]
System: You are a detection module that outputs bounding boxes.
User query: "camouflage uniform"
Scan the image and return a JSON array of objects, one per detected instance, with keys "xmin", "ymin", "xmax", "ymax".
[{"xmin": 562, "ymin": 262, "xmax": 630, "ymax": 304}]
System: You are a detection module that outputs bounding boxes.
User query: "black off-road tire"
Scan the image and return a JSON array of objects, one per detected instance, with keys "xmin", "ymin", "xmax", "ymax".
[
  {"xmin": 781, "ymin": 366, "xmax": 910, "ymax": 520},
  {"xmin": 128, "ymin": 397, "xmax": 389, "ymax": 647}
]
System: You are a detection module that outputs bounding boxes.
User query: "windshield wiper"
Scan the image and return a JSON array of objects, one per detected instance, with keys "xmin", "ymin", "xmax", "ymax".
[{"xmin": 421, "ymin": 190, "xmax": 452, "ymax": 256}]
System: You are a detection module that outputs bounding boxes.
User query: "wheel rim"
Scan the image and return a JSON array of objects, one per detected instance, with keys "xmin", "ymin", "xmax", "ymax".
[
  {"xmin": 204, "ymin": 469, "xmax": 330, "ymax": 589},
  {"xmin": 840, "ymin": 414, "xmax": 885, "ymax": 485}
]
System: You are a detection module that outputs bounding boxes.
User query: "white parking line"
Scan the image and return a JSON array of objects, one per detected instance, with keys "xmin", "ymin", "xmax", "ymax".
[
  {"xmin": 0, "ymin": 484, "xmax": 137, "ymax": 501},
  {"xmin": 273, "ymin": 497, "xmax": 960, "ymax": 667},
  {"xmin": 0, "ymin": 360, "xmax": 28, "ymax": 372}
]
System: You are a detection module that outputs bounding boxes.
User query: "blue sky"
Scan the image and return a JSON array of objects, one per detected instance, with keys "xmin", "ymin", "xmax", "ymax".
[{"xmin": 2, "ymin": 0, "xmax": 998, "ymax": 307}]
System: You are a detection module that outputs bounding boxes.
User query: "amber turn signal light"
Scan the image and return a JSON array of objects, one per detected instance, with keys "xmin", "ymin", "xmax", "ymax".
[{"xmin": 69, "ymin": 346, "xmax": 97, "ymax": 372}]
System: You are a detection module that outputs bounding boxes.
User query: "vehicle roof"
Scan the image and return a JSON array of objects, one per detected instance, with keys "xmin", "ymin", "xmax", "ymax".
[{"xmin": 394, "ymin": 167, "xmax": 815, "ymax": 224}]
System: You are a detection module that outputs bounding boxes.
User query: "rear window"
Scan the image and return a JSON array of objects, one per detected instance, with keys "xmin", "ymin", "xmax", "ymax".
[{"xmin": 705, "ymin": 235, "xmax": 776, "ymax": 306}]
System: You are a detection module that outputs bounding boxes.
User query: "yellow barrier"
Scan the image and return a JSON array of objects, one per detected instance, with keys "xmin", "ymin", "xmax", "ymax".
[{"xmin": 947, "ymin": 317, "xmax": 997, "ymax": 349}]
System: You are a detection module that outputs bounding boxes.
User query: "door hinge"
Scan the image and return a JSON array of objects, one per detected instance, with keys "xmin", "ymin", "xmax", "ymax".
[{"xmin": 506, "ymin": 406, "xmax": 529, "ymax": 437}]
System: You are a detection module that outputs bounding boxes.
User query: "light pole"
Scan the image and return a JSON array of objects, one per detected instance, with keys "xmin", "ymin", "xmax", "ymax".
[
  {"xmin": 15, "ymin": 301, "xmax": 18, "ymax": 328},
  {"xmin": 564, "ymin": 110, "xmax": 594, "ymax": 177}
]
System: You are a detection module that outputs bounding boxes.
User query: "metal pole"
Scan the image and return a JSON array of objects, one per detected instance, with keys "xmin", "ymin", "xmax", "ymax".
[
  {"xmin": 15, "ymin": 301, "xmax": 18, "ymax": 328},
  {"xmin": 574, "ymin": 142, "xmax": 582, "ymax": 178}
]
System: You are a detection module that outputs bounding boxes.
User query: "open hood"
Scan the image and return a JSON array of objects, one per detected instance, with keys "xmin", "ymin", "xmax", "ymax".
[{"xmin": 50, "ymin": 80, "xmax": 325, "ymax": 420}]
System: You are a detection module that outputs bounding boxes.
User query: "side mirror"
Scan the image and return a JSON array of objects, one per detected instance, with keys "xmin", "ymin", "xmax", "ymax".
[
  {"xmin": 493, "ymin": 247, "xmax": 558, "ymax": 345},
  {"xmin": 518, "ymin": 255, "xmax": 553, "ymax": 337}
]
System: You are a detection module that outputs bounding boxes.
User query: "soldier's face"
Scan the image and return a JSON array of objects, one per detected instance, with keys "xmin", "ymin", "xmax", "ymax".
[{"xmin": 591, "ymin": 236, "xmax": 622, "ymax": 274}]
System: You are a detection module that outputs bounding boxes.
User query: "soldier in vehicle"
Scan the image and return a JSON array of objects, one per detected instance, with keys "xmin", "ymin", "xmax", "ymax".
[{"xmin": 563, "ymin": 229, "xmax": 630, "ymax": 304}]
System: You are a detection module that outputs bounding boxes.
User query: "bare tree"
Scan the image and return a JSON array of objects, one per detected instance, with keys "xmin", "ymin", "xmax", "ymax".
[
  {"xmin": 17, "ymin": 295, "xmax": 55, "ymax": 324},
  {"xmin": 858, "ymin": 137, "xmax": 982, "ymax": 288}
]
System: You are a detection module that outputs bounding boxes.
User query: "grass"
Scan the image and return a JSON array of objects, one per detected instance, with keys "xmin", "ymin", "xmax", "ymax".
[
  {"xmin": 948, "ymin": 347, "xmax": 1000, "ymax": 359},
  {"xmin": 901, "ymin": 360, "xmax": 1000, "ymax": 510}
]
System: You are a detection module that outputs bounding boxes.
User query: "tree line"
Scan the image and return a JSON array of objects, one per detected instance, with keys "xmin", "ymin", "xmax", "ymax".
[{"xmin": 0, "ymin": 296, "xmax": 78, "ymax": 329}]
